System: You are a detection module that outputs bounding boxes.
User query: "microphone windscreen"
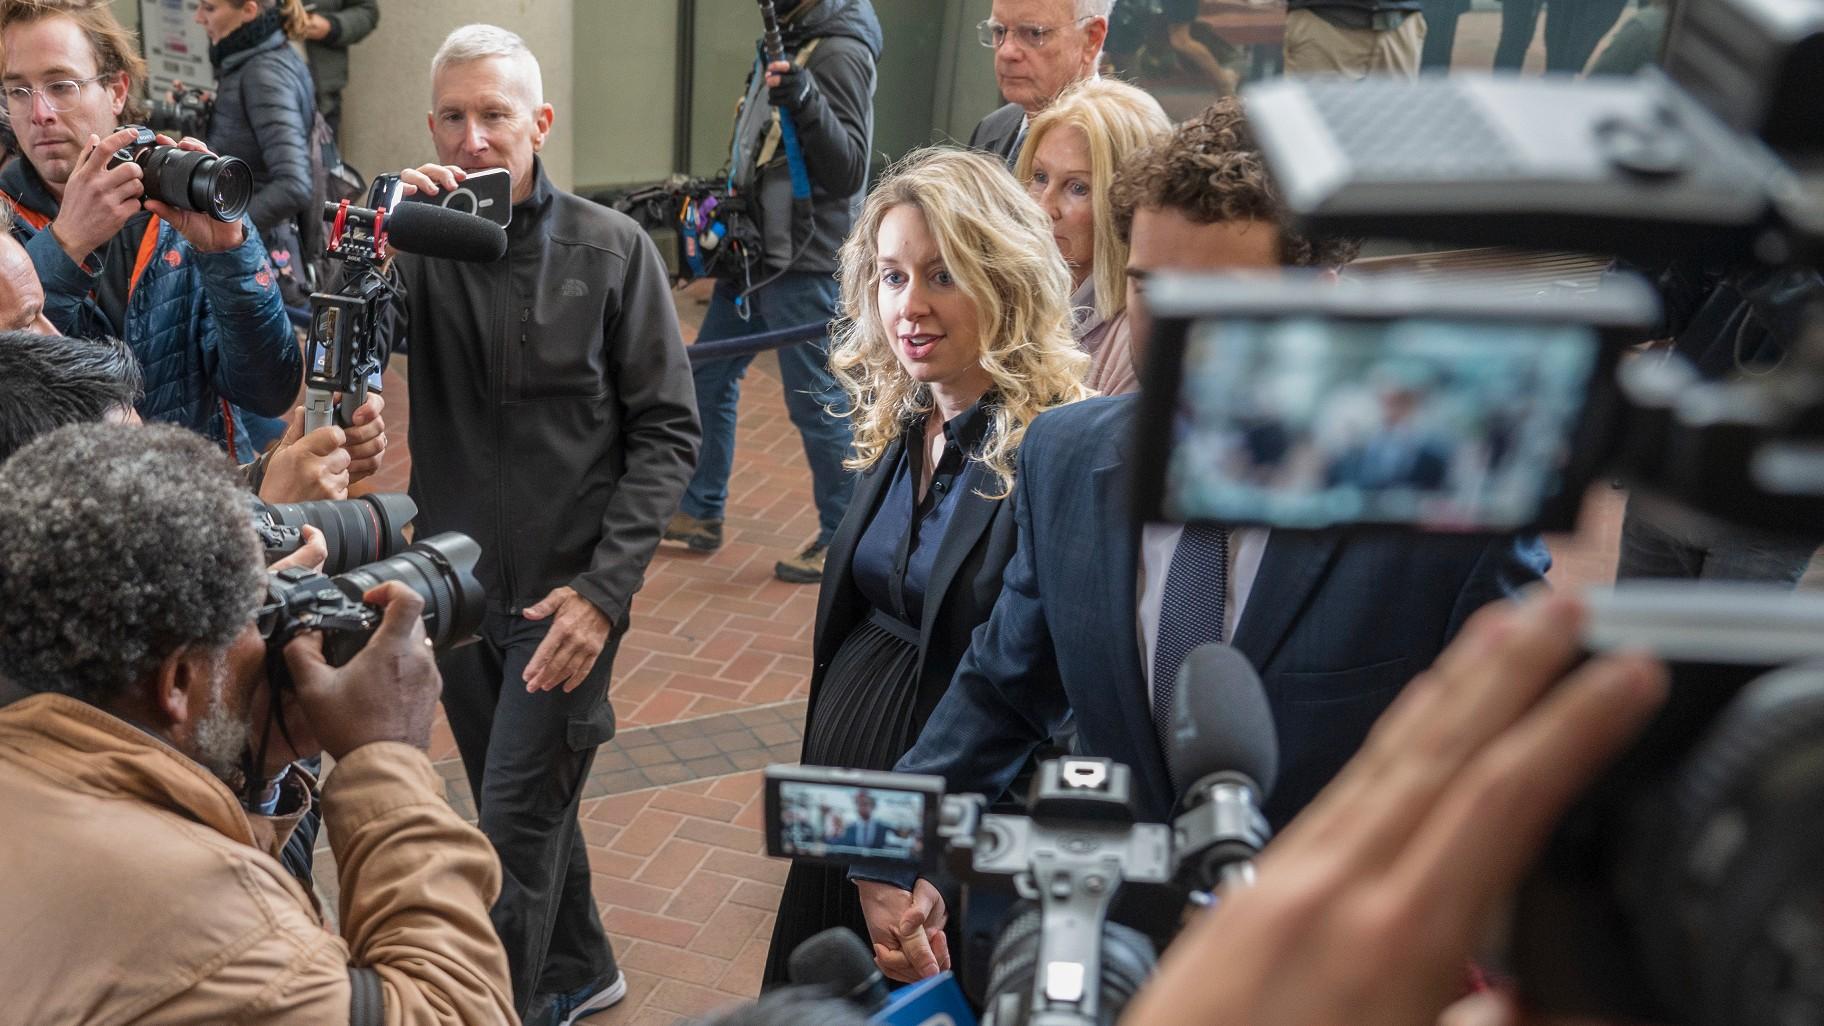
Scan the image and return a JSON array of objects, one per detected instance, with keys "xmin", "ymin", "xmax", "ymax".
[
  {"xmin": 1169, "ymin": 643, "xmax": 1279, "ymax": 801},
  {"xmin": 384, "ymin": 201, "xmax": 508, "ymax": 262},
  {"xmin": 788, "ymin": 927, "xmax": 887, "ymax": 1011}
]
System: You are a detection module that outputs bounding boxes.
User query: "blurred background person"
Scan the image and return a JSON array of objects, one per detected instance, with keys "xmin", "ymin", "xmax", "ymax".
[
  {"xmin": 301, "ymin": 0, "xmax": 379, "ymax": 139},
  {"xmin": 1016, "ymin": 77, "xmax": 1171, "ymax": 395},
  {"xmin": 666, "ymin": 0, "xmax": 882, "ymax": 585},
  {"xmin": 1283, "ymin": 0, "xmax": 1425, "ymax": 80},
  {"xmin": 763, "ymin": 147, "xmax": 1089, "ymax": 986},
  {"xmin": 1494, "ymin": 0, "xmax": 1630, "ymax": 74},
  {"xmin": 1419, "ymin": 0, "xmax": 1471, "ymax": 70},
  {"xmin": 969, "ymin": 0, "xmax": 1111, "ymax": 166},
  {"xmin": 194, "ymin": 0, "xmax": 317, "ymax": 310}
]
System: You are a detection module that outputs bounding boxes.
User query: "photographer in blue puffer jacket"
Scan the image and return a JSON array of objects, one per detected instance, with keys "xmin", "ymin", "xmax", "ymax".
[{"xmin": 0, "ymin": 0, "xmax": 301, "ymax": 463}]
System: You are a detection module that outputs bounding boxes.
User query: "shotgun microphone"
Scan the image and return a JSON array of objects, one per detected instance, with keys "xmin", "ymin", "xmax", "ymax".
[{"xmin": 1167, "ymin": 643, "xmax": 1279, "ymax": 893}]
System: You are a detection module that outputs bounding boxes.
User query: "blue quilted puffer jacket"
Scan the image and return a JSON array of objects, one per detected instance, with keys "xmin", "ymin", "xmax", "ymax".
[{"xmin": 1, "ymin": 161, "xmax": 302, "ymax": 463}]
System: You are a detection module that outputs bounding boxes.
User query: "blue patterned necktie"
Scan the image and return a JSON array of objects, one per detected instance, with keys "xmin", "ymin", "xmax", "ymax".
[{"xmin": 1152, "ymin": 525, "xmax": 1230, "ymax": 761}]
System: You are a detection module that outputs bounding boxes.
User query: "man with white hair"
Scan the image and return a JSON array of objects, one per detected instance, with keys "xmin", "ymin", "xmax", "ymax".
[
  {"xmin": 968, "ymin": 0, "xmax": 1112, "ymax": 166},
  {"xmin": 387, "ymin": 24, "xmax": 700, "ymax": 1026}
]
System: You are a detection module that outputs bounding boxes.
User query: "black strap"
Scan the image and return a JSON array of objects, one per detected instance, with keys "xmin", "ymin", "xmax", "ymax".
[{"xmin": 348, "ymin": 966, "xmax": 383, "ymax": 1026}]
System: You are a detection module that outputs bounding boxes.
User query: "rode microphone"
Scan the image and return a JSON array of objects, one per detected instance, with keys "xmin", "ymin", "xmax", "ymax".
[
  {"xmin": 788, "ymin": 928, "xmax": 889, "ymax": 1014},
  {"xmin": 323, "ymin": 199, "xmax": 509, "ymax": 264},
  {"xmin": 1167, "ymin": 643, "xmax": 1279, "ymax": 893}
]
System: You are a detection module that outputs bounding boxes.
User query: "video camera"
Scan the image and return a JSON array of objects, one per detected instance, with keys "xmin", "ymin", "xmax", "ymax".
[
  {"xmin": 1123, "ymin": 1, "xmax": 1824, "ymax": 1022},
  {"xmin": 766, "ymin": 647, "xmax": 1278, "ymax": 1026},
  {"xmin": 301, "ymin": 174, "xmax": 508, "ymax": 433}
]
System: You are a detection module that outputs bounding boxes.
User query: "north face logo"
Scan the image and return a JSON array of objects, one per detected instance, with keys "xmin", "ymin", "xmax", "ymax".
[{"xmin": 560, "ymin": 278, "xmax": 588, "ymax": 297}]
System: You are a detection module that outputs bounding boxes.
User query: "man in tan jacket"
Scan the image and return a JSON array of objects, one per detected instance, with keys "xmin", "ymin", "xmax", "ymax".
[{"xmin": 0, "ymin": 422, "xmax": 516, "ymax": 1024}]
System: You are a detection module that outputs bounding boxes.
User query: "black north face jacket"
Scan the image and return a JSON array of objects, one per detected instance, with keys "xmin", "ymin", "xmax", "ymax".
[{"xmin": 391, "ymin": 161, "xmax": 700, "ymax": 626}]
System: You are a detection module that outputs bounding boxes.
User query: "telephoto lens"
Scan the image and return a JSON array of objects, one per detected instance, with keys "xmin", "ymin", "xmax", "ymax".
[
  {"xmin": 329, "ymin": 532, "xmax": 486, "ymax": 659},
  {"xmin": 253, "ymin": 492, "xmax": 417, "ymax": 575},
  {"xmin": 259, "ymin": 531, "xmax": 486, "ymax": 673},
  {"xmin": 108, "ymin": 125, "xmax": 251, "ymax": 223},
  {"xmin": 137, "ymin": 144, "xmax": 251, "ymax": 223}
]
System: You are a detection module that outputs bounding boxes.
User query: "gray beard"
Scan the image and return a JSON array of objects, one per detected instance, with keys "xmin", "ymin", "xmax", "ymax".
[{"xmin": 190, "ymin": 658, "xmax": 248, "ymax": 783}]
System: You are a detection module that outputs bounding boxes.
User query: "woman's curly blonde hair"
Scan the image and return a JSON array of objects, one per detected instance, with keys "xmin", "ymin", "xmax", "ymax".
[{"xmin": 830, "ymin": 147, "xmax": 1092, "ymax": 498}]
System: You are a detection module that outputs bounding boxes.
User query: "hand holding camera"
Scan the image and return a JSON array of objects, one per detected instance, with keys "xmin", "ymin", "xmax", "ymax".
[
  {"xmin": 136, "ymin": 133, "xmax": 246, "ymax": 254},
  {"xmin": 280, "ymin": 581, "xmax": 443, "ymax": 759},
  {"xmin": 47, "ymin": 126, "xmax": 146, "ymax": 266},
  {"xmin": 260, "ymin": 413, "xmax": 354, "ymax": 502}
]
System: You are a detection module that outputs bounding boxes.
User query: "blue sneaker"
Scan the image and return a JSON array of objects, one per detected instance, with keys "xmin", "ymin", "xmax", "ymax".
[{"xmin": 544, "ymin": 971, "xmax": 627, "ymax": 1026}]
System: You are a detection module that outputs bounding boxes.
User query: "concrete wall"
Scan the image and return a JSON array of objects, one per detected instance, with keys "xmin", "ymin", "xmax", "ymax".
[
  {"xmin": 111, "ymin": 0, "xmax": 1008, "ymax": 193},
  {"xmin": 339, "ymin": 1, "xmax": 575, "ymax": 191}
]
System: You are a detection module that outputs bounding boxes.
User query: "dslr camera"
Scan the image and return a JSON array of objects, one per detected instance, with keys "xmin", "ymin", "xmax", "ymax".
[
  {"xmin": 1125, "ymin": 0, "xmax": 1824, "ymax": 1022},
  {"xmin": 249, "ymin": 492, "xmax": 484, "ymax": 676},
  {"xmin": 108, "ymin": 125, "xmax": 251, "ymax": 223},
  {"xmin": 146, "ymin": 83, "xmax": 213, "ymax": 140}
]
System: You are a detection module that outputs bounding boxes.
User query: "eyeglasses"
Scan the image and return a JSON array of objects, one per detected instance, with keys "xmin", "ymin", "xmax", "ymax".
[
  {"xmin": 1, "ymin": 75, "xmax": 108, "ymax": 119},
  {"xmin": 977, "ymin": 16, "xmax": 1095, "ymax": 51}
]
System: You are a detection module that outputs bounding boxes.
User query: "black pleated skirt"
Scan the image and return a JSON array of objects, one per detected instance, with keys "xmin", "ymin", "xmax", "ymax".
[{"xmin": 762, "ymin": 614, "xmax": 930, "ymax": 987}]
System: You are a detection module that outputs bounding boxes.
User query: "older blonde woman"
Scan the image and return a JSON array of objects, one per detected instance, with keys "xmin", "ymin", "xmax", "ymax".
[
  {"xmin": 763, "ymin": 147, "xmax": 1090, "ymax": 984},
  {"xmin": 1017, "ymin": 78, "xmax": 1171, "ymax": 395}
]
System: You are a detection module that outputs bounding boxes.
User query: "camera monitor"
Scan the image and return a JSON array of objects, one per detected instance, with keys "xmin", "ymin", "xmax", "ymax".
[
  {"xmin": 763, "ymin": 765, "xmax": 944, "ymax": 870},
  {"xmin": 1134, "ymin": 272, "xmax": 1660, "ymax": 533}
]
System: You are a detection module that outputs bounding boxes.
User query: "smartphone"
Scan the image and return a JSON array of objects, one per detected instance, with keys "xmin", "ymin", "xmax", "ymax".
[
  {"xmin": 763, "ymin": 765, "xmax": 945, "ymax": 870},
  {"xmin": 400, "ymin": 166, "xmax": 513, "ymax": 227}
]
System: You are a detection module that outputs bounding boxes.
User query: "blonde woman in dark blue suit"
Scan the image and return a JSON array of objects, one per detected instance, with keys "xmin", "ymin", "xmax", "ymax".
[{"xmin": 762, "ymin": 147, "xmax": 1093, "ymax": 984}]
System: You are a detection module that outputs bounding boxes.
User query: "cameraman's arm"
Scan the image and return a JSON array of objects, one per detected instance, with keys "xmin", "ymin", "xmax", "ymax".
[
  {"xmin": 780, "ymin": 42, "xmax": 876, "ymax": 198},
  {"xmin": 195, "ymin": 219, "xmax": 305, "ymax": 417},
  {"xmin": 281, "ymin": 584, "xmax": 516, "ymax": 1023},
  {"xmin": 314, "ymin": 0, "xmax": 379, "ymax": 47},
  {"xmin": 241, "ymin": 60, "xmax": 316, "ymax": 233},
  {"xmin": 20, "ymin": 227, "xmax": 100, "ymax": 333},
  {"xmin": 569, "ymin": 228, "xmax": 701, "ymax": 629}
]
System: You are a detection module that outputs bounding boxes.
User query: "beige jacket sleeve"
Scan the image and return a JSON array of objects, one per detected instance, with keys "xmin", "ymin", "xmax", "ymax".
[{"xmin": 324, "ymin": 742, "xmax": 516, "ymax": 1025}]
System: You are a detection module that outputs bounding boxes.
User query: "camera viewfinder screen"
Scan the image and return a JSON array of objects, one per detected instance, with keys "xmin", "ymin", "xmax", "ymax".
[
  {"xmin": 774, "ymin": 781, "xmax": 926, "ymax": 864},
  {"xmin": 1164, "ymin": 317, "xmax": 1599, "ymax": 531}
]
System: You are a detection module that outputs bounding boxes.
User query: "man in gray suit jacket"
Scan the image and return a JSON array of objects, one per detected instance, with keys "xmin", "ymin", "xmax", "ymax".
[{"xmin": 968, "ymin": 0, "xmax": 1113, "ymax": 166}]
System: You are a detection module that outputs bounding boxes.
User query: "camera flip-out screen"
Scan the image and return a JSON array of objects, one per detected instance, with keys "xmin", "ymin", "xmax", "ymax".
[
  {"xmin": 763, "ymin": 765, "xmax": 943, "ymax": 870},
  {"xmin": 1135, "ymin": 273, "xmax": 1659, "ymax": 533}
]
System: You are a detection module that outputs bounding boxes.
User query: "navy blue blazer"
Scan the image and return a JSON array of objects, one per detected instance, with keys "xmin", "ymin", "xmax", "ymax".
[{"xmin": 894, "ymin": 395, "xmax": 1551, "ymax": 830}]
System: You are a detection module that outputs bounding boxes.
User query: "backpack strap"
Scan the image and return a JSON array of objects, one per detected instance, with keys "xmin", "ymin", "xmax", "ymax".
[
  {"xmin": 348, "ymin": 966, "xmax": 384, "ymax": 1026},
  {"xmin": 755, "ymin": 37, "xmax": 822, "ymax": 169}
]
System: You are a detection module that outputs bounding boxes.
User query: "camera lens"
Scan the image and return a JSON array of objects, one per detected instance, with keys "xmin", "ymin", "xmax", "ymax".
[
  {"xmin": 137, "ymin": 145, "xmax": 251, "ymax": 223},
  {"xmin": 257, "ymin": 492, "xmax": 417, "ymax": 575},
  {"xmin": 334, "ymin": 532, "xmax": 485, "ymax": 651},
  {"xmin": 983, "ymin": 902, "xmax": 1156, "ymax": 1026}
]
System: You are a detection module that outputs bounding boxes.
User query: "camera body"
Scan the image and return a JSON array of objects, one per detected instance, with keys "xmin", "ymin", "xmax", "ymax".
[
  {"xmin": 107, "ymin": 125, "xmax": 251, "ymax": 223},
  {"xmin": 258, "ymin": 531, "xmax": 485, "ymax": 675},
  {"xmin": 146, "ymin": 85, "xmax": 213, "ymax": 140}
]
